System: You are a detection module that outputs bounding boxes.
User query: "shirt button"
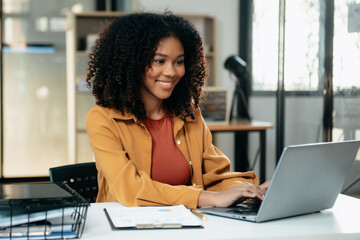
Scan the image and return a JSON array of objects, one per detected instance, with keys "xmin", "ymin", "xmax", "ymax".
[{"xmin": 177, "ymin": 140, "xmax": 181, "ymax": 145}]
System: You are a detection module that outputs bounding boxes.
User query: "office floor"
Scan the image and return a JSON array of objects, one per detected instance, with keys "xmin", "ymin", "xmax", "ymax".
[{"xmin": 342, "ymin": 160, "xmax": 360, "ymax": 199}]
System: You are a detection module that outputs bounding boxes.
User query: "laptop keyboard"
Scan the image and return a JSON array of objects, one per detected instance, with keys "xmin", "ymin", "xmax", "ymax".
[
  {"xmin": 226, "ymin": 208, "xmax": 258, "ymax": 215},
  {"xmin": 227, "ymin": 199, "xmax": 260, "ymax": 215}
]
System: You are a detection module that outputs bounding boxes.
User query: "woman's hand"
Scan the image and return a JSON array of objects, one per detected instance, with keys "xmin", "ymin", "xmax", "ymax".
[
  {"xmin": 259, "ymin": 180, "xmax": 271, "ymax": 191},
  {"xmin": 198, "ymin": 181, "xmax": 269, "ymax": 208}
]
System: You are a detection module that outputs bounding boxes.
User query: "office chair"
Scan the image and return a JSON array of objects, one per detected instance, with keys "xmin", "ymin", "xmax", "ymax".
[{"xmin": 49, "ymin": 162, "xmax": 98, "ymax": 203}]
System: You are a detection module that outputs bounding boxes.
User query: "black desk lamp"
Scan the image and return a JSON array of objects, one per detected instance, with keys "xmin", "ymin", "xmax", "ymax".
[{"xmin": 224, "ymin": 55, "xmax": 251, "ymax": 121}]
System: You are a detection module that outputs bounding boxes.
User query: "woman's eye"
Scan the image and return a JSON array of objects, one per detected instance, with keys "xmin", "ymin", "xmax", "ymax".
[
  {"xmin": 154, "ymin": 59, "xmax": 164, "ymax": 64},
  {"xmin": 176, "ymin": 59, "xmax": 184, "ymax": 65}
]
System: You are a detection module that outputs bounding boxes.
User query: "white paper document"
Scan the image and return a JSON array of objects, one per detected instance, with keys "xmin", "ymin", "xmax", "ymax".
[
  {"xmin": 104, "ymin": 205, "xmax": 204, "ymax": 229},
  {"xmin": 0, "ymin": 207, "xmax": 75, "ymax": 228}
]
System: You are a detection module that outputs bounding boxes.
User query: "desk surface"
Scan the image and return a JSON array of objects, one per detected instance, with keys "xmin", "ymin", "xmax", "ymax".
[
  {"xmin": 208, "ymin": 119, "xmax": 274, "ymax": 132},
  {"xmin": 82, "ymin": 194, "xmax": 360, "ymax": 240}
]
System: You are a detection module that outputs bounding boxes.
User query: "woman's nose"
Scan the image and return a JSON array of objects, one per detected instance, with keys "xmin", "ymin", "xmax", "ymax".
[{"xmin": 163, "ymin": 63, "xmax": 176, "ymax": 77}]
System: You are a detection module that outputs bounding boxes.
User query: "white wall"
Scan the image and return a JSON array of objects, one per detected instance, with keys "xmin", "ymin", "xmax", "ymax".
[{"xmin": 137, "ymin": 0, "xmax": 240, "ymax": 165}]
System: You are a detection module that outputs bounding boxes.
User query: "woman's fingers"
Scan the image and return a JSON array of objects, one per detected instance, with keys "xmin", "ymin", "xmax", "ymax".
[
  {"xmin": 248, "ymin": 186, "xmax": 265, "ymax": 200},
  {"xmin": 206, "ymin": 181, "xmax": 270, "ymax": 208},
  {"xmin": 259, "ymin": 180, "xmax": 271, "ymax": 191},
  {"xmin": 234, "ymin": 182, "xmax": 265, "ymax": 200}
]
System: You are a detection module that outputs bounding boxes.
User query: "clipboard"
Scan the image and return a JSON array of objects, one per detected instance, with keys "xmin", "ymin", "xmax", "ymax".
[{"xmin": 103, "ymin": 205, "xmax": 204, "ymax": 230}]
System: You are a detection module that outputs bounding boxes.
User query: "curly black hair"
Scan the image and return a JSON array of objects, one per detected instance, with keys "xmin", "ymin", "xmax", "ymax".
[{"xmin": 86, "ymin": 12, "xmax": 208, "ymax": 121}]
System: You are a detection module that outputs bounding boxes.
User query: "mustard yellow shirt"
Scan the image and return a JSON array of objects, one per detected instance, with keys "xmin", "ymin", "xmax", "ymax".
[{"xmin": 86, "ymin": 105, "xmax": 258, "ymax": 209}]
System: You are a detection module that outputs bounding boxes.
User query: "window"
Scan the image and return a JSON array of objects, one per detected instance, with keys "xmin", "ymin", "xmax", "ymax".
[
  {"xmin": 251, "ymin": 0, "xmax": 360, "ymax": 146},
  {"xmin": 333, "ymin": 1, "xmax": 360, "ymax": 95},
  {"xmin": 252, "ymin": 0, "xmax": 360, "ymax": 94},
  {"xmin": 252, "ymin": 0, "xmax": 323, "ymax": 92},
  {"xmin": 252, "ymin": 0, "xmax": 279, "ymax": 91},
  {"xmin": 283, "ymin": 0, "xmax": 322, "ymax": 91},
  {"xmin": 333, "ymin": 0, "xmax": 360, "ymax": 143}
]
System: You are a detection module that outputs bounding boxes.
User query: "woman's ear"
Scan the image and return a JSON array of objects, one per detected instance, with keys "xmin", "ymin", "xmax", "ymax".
[
  {"xmin": 145, "ymin": 62, "xmax": 152, "ymax": 71},
  {"xmin": 145, "ymin": 64, "xmax": 152, "ymax": 72}
]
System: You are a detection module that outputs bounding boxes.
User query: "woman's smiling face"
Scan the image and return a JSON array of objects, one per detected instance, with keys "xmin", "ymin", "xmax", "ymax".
[{"xmin": 141, "ymin": 36, "xmax": 185, "ymax": 104}]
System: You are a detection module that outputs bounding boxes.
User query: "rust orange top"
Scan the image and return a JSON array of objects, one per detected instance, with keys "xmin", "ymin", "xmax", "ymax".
[{"xmin": 143, "ymin": 113, "xmax": 191, "ymax": 185}]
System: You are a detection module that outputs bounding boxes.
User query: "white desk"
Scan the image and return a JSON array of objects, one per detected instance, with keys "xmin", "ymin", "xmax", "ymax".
[{"xmin": 81, "ymin": 194, "xmax": 360, "ymax": 240}]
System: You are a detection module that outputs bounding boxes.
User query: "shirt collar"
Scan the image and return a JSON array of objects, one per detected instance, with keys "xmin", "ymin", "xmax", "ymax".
[{"xmin": 108, "ymin": 108, "xmax": 135, "ymax": 121}]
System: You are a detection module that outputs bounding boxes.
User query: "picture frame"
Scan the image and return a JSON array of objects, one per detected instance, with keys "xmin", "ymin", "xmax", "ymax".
[{"xmin": 200, "ymin": 87, "xmax": 229, "ymax": 125}]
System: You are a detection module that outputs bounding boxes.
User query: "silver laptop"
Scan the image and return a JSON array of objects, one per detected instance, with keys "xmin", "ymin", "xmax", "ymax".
[{"xmin": 200, "ymin": 140, "xmax": 360, "ymax": 222}]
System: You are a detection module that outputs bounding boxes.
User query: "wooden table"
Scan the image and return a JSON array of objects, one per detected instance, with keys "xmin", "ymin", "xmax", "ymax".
[{"xmin": 208, "ymin": 120, "xmax": 274, "ymax": 183}]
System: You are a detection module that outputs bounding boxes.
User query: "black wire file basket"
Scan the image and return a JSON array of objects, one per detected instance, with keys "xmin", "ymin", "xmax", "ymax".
[{"xmin": 0, "ymin": 182, "xmax": 89, "ymax": 239}]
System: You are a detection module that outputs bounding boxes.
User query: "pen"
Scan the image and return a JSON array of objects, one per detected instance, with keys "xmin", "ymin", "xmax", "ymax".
[{"xmin": 191, "ymin": 209, "xmax": 207, "ymax": 222}]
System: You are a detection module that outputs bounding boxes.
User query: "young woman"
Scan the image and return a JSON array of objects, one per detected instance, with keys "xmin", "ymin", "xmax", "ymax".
[{"xmin": 86, "ymin": 12, "xmax": 269, "ymax": 209}]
